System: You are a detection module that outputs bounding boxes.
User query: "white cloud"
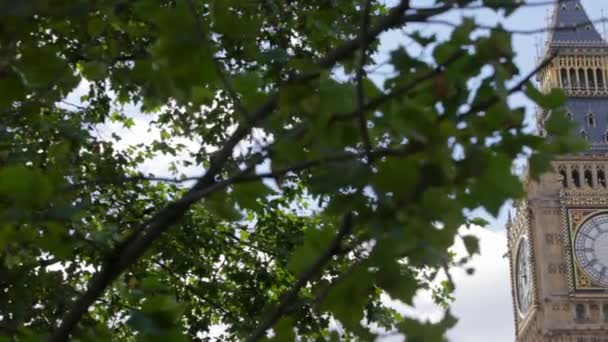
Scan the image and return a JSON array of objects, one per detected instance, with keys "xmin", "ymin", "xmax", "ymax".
[
  {"xmin": 448, "ymin": 227, "xmax": 514, "ymax": 342},
  {"xmin": 377, "ymin": 226, "xmax": 514, "ymax": 342}
]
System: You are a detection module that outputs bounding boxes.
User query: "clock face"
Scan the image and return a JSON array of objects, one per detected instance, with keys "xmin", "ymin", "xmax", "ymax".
[
  {"xmin": 574, "ymin": 213, "xmax": 608, "ymax": 287},
  {"xmin": 516, "ymin": 237, "xmax": 532, "ymax": 315}
]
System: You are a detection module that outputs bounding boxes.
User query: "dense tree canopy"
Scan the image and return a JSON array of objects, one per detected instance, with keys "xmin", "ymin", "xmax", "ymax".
[{"xmin": 0, "ymin": 0, "xmax": 582, "ymax": 341}]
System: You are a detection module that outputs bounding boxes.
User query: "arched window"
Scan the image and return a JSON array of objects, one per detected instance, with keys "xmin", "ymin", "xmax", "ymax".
[
  {"xmin": 581, "ymin": 129, "xmax": 588, "ymax": 141},
  {"xmin": 597, "ymin": 69, "xmax": 604, "ymax": 88},
  {"xmin": 588, "ymin": 68, "xmax": 596, "ymax": 88},
  {"xmin": 585, "ymin": 169, "xmax": 593, "ymax": 187},
  {"xmin": 571, "ymin": 68, "xmax": 579, "ymax": 87},
  {"xmin": 560, "ymin": 169, "xmax": 568, "ymax": 188},
  {"xmin": 587, "ymin": 112, "xmax": 596, "ymax": 127},
  {"xmin": 576, "ymin": 303, "xmax": 586, "ymax": 321},
  {"xmin": 567, "ymin": 112, "xmax": 574, "ymax": 121},
  {"xmin": 604, "ymin": 131, "xmax": 608, "ymax": 143},
  {"xmin": 579, "ymin": 68, "xmax": 587, "ymax": 88},
  {"xmin": 561, "ymin": 68, "xmax": 569, "ymax": 87},
  {"xmin": 603, "ymin": 304, "xmax": 608, "ymax": 321},
  {"xmin": 573, "ymin": 168, "xmax": 581, "ymax": 188},
  {"xmin": 598, "ymin": 169, "xmax": 606, "ymax": 187}
]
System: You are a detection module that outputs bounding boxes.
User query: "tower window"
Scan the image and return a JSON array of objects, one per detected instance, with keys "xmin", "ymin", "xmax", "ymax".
[
  {"xmin": 576, "ymin": 303, "xmax": 586, "ymax": 321},
  {"xmin": 560, "ymin": 169, "xmax": 568, "ymax": 188},
  {"xmin": 585, "ymin": 169, "xmax": 593, "ymax": 187},
  {"xmin": 588, "ymin": 69, "xmax": 595, "ymax": 88},
  {"xmin": 571, "ymin": 68, "xmax": 579, "ymax": 87},
  {"xmin": 567, "ymin": 112, "xmax": 574, "ymax": 121},
  {"xmin": 579, "ymin": 68, "xmax": 587, "ymax": 88},
  {"xmin": 561, "ymin": 68, "xmax": 570, "ymax": 87},
  {"xmin": 598, "ymin": 169, "xmax": 606, "ymax": 187},
  {"xmin": 573, "ymin": 168, "xmax": 581, "ymax": 188},
  {"xmin": 587, "ymin": 113, "xmax": 596, "ymax": 127}
]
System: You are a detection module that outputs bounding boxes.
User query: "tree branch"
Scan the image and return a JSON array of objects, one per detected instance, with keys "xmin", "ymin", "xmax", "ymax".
[
  {"xmin": 246, "ymin": 212, "xmax": 354, "ymax": 342},
  {"xmin": 331, "ymin": 49, "xmax": 467, "ymax": 123},
  {"xmin": 356, "ymin": 0, "xmax": 374, "ymax": 162},
  {"xmin": 49, "ymin": 3, "xmax": 462, "ymax": 340}
]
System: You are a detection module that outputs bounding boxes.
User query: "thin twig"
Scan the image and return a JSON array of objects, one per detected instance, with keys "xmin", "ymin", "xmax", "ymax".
[
  {"xmin": 185, "ymin": 0, "xmax": 252, "ymax": 121},
  {"xmin": 331, "ymin": 49, "xmax": 467, "ymax": 123},
  {"xmin": 458, "ymin": 50, "xmax": 557, "ymax": 122},
  {"xmin": 152, "ymin": 259, "xmax": 235, "ymax": 319},
  {"xmin": 64, "ymin": 175, "xmax": 202, "ymax": 191},
  {"xmin": 356, "ymin": 0, "xmax": 374, "ymax": 162}
]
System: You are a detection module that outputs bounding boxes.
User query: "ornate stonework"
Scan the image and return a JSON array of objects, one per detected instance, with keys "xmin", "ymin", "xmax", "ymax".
[
  {"xmin": 564, "ymin": 209, "xmax": 608, "ymax": 291},
  {"xmin": 508, "ymin": 2, "xmax": 608, "ymax": 340}
]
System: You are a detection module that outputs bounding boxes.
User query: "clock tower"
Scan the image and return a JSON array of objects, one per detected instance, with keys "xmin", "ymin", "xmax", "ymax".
[{"xmin": 508, "ymin": 1, "xmax": 608, "ymax": 341}]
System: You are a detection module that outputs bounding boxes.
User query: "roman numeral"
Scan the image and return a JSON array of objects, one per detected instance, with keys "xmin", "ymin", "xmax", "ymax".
[
  {"xmin": 584, "ymin": 259, "xmax": 598, "ymax": 268},
  {"xmin": 580, "ymin": 233, "xmax": 596, "ymax": 241},
  {"xmin": 600, "ymin": 267, "xmax": 607, "ymax": 280}
]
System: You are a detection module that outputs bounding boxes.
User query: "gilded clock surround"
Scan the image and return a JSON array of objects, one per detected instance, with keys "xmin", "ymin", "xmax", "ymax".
[{"xmin": 565, "ymin": 208, "xmax": 608, "ymax": 291}]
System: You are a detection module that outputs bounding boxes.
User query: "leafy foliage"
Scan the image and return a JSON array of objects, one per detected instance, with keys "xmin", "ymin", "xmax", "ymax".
[{"xmin": 0, "ymin": 0, "xmax": 580, "ymax": 341}]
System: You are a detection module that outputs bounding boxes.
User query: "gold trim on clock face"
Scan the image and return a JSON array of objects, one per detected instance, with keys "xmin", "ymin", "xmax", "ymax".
[{"xmin": 573, "ymin": 212, "xmax": 608, "ymax": 288}]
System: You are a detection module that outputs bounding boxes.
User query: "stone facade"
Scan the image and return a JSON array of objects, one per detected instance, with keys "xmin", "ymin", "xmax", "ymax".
[{"xmin": 509, "ymin": 1, "xmax": 608, "ymax": 341}]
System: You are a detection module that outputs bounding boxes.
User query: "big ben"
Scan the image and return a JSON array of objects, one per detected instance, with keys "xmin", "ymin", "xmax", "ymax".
[{"xmin": 509, "ymin": 1, "xmax": 608, "ymax": 341}]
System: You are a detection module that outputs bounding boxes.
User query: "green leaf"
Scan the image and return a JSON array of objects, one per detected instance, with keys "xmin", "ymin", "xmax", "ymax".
[
  {"xmin": 232, "ymin": 181, "xmax": 273, "ymax": 212},
  {"xmin": 528, "ymin": 152, "xmax": 553, "ymax": 180},
  {"xmin": 270, "ymin": 317, "xmax": 296, "ymax": 341},
  {"xmin": 525, "ymin": 86, "xmax": 566, "ymax": 110},
  {"xmin": 287, "ymin": 225, "xmax": 334, "ymax": 275},
  {"xmin": 321, "ymin": 266, "xmax": 373, "ymax": 331},
  {"xmin": 462, "ymin": 235, "xmax": 480, "ymax": 256},
  {"xmin": 0, "ymin": 166, "xmax": 53, "ymax": 207},
  {"xmin": 468, "ymin": 154, "xmax": 523, "ymax": 216},
  {"xmin": 469, "ymin": 217, "xmax": 489, "ymax": 227},
  {"xmin": 372, "ymin": 158, "xmax": 420, "ymax": 199},
  {"xmin": 127, "ymin": 295, "xmax": 187, "ymax": 341},
  {"xmin": 80, "ymin": 61, "xmax": 107, "ymax": 81},
  {"xmin": 397, "ymin": 311, "xmax": 457, "ymax": 342},
  {"xmin": 204, "ymin": 190, "xmax": 242, "ymax": 221},
  {"xmin": 376, "ymin": 262, "xmax": 418, "ymax": 305}
]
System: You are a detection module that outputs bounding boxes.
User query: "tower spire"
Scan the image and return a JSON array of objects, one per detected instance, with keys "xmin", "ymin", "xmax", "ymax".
[{"xmin": 547, "ymin": 0, "xmax": 605, "ymax": 48}]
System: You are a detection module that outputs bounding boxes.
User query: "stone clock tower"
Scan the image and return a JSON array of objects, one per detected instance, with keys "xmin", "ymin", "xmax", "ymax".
[{"xmin": 508, "ymin": 1, "xmax": 608, "ymax": 341}]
